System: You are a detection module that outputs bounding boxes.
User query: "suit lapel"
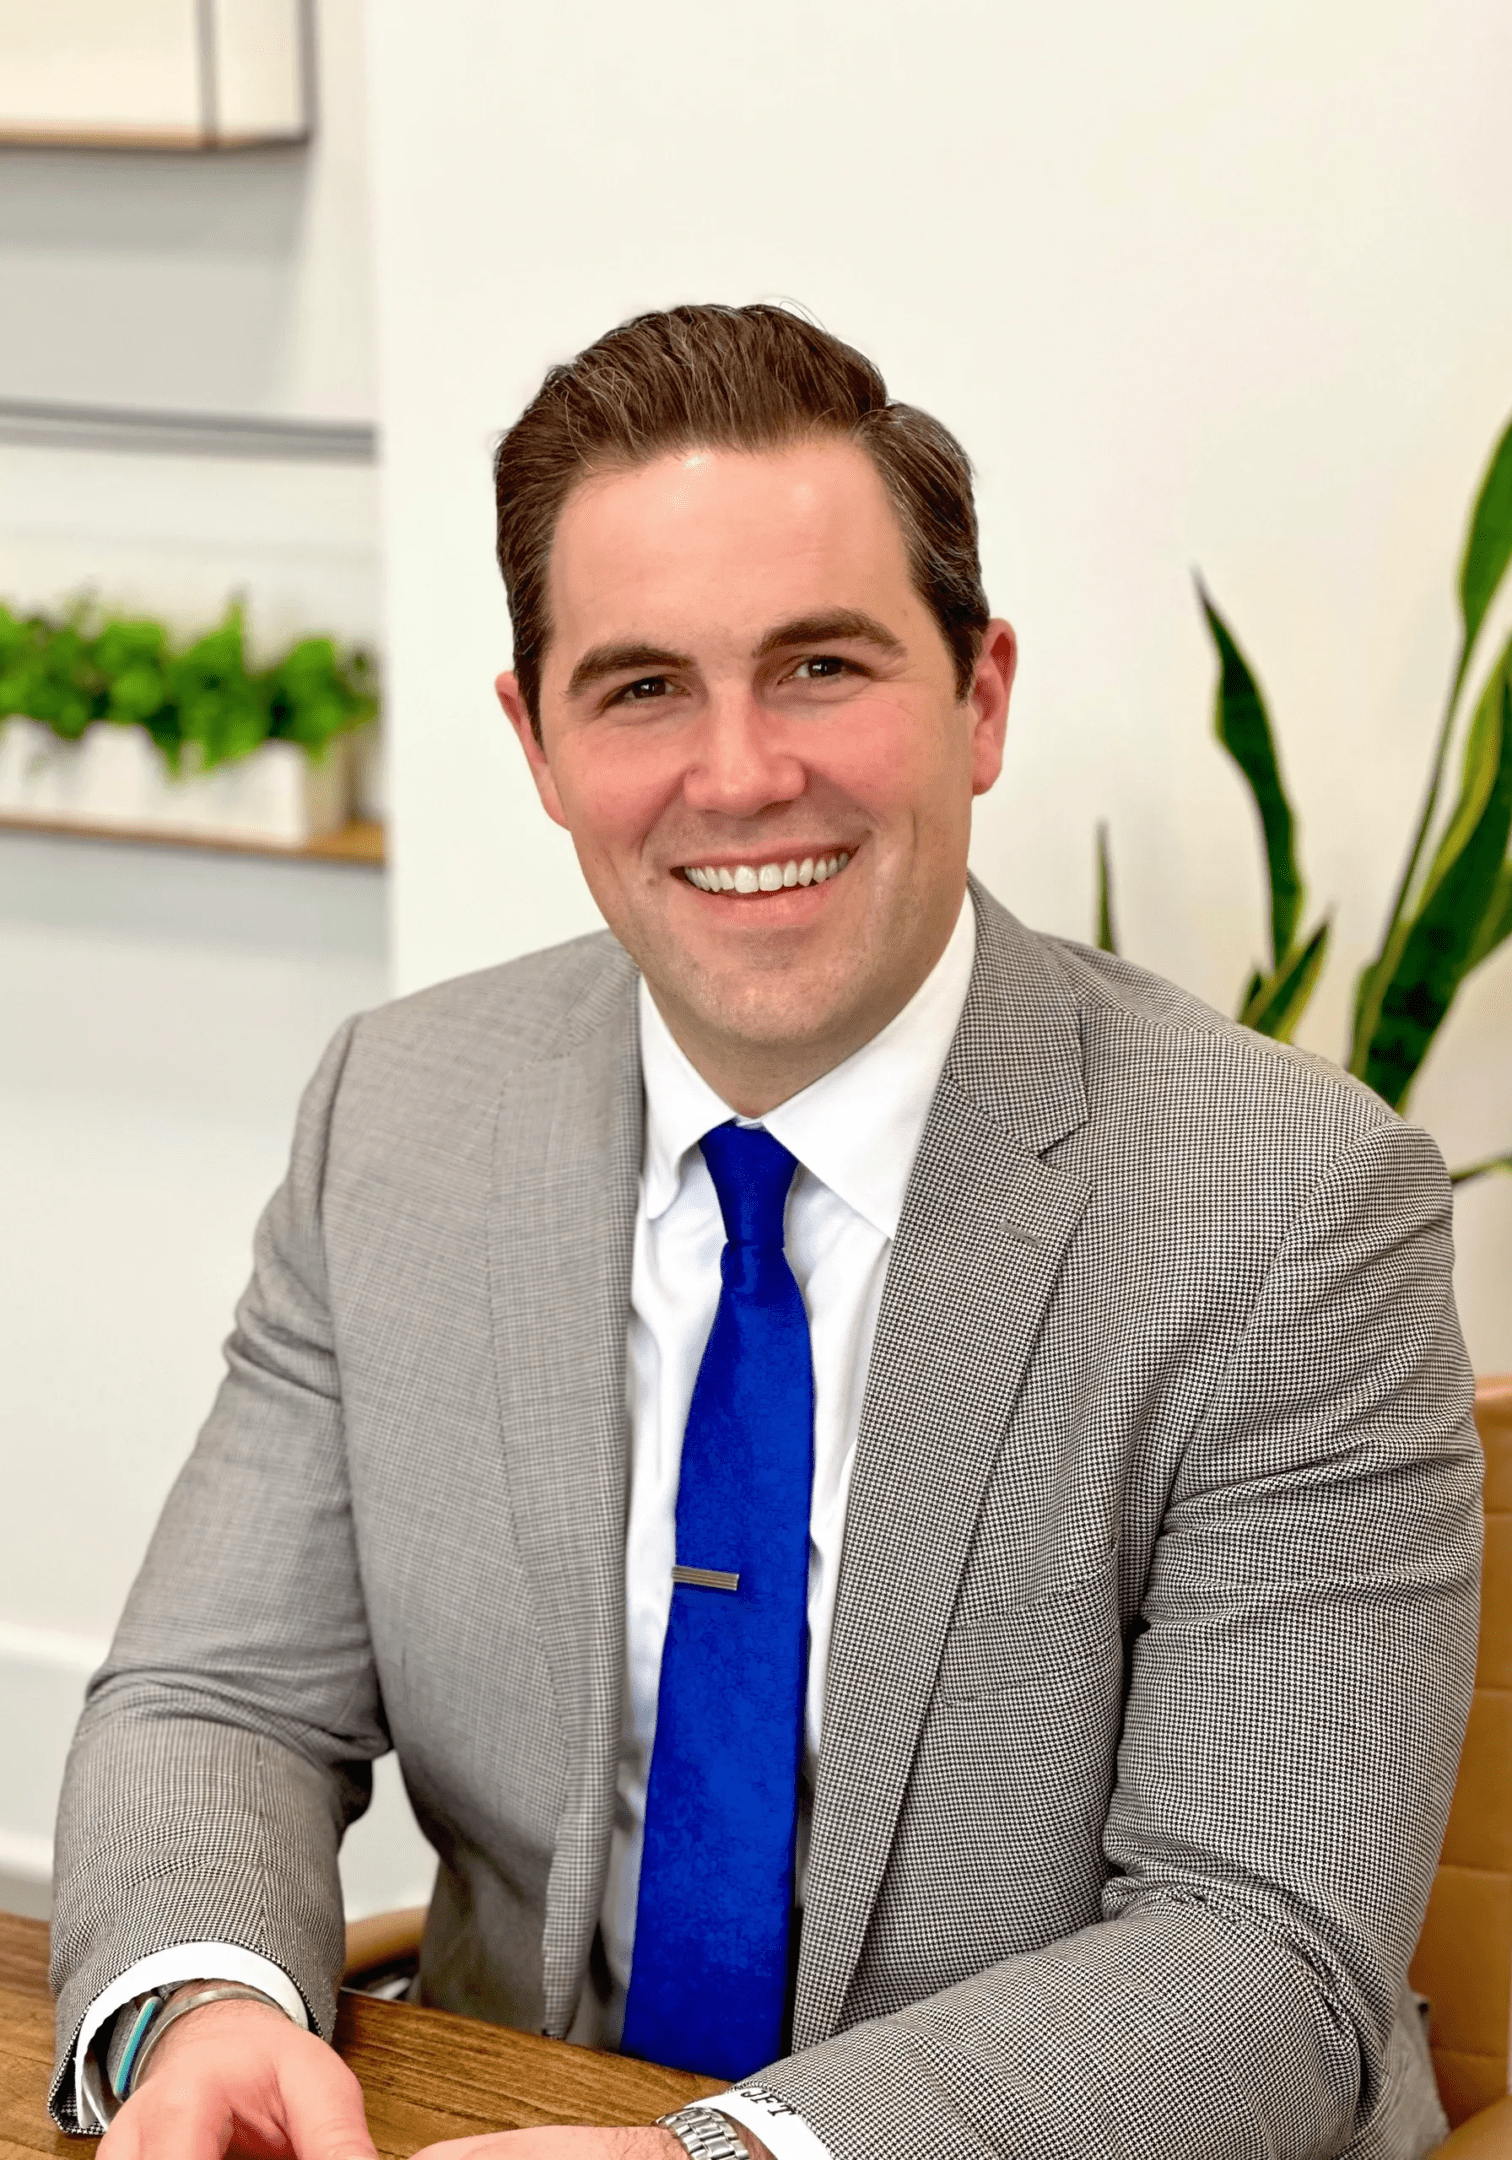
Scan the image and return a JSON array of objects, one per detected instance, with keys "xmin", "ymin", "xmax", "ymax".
[
  {"xmin": 487, "ymin": 948, "xmax": 642, "ymax": 2034},
  {"xmin": 794, "ymin": 889, "xmax": 1092, "ymax": 2046}
]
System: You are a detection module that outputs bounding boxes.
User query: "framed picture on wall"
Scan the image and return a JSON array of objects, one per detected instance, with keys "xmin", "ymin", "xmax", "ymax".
[{"xmin": 0, "ymin": 0, "xmax": 311, "ymax": 150}]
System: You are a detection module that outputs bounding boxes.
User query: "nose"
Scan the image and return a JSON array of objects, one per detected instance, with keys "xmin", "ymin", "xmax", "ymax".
[{"xmin": 682, "ymin": 689, "xmax": 805, "ymax": 819}]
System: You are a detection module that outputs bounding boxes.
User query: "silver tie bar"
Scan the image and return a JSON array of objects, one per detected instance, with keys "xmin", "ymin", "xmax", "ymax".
[{"xmin": 671, "ymin": 1564, "xmax": 740, "ymax": 1593}]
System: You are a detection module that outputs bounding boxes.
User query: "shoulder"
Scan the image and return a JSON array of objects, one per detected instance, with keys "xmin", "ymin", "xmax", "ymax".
[
  {"xmin": 967, "ymin": 884, "xmax": 1436, "ymax": 1213},
  {"xmin": 326, "ymin": 928, "xmax": 638, "ymax": 1122},
  {"xmin": 1047, "ymin": 929, "xmax": 1391, "ymax": 1142}
]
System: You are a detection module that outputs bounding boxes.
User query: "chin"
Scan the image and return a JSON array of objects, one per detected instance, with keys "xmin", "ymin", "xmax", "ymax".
[{"xmin": 694, "ymin": 974, "xmax": 861, "ymax": 1057}]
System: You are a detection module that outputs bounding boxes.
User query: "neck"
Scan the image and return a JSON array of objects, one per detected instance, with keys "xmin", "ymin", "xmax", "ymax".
[{"xmin": 648, "ymin": 910, "xmax": 963, "ymax": 1119}]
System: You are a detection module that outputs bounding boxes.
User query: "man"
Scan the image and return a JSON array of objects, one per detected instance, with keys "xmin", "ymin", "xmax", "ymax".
[{"xmin": 50, "ymin": 305, "xmax": 1480, "ymax": 2160}]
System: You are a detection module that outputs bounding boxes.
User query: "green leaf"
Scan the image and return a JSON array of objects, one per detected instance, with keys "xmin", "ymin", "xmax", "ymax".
[
  {"xmin": 1449, "ymin": 1150, "xmax": 1512, "ymax": 1188},
  {"xmin": 1094, "ymin": 822, "xmax": 1119, "ymax": 954},
  {"xmin": 1466, "ymin": 863, "xmax": 1512, "ymax": 971},
  {"xmin": 1354, "ymin": 623, "xmax": 1512, "ymax": 1074},
  {"xmin": 168, "ymin": 608, "xmax": 269, "ymax": 770},
  {"xmin": 1355, "ymin": 416, "xmax": 1512, "ymax": 1065},
  {"xmin": 1458, "ymin": 407, "xmax": 1512, "ymax": 684},
  {"xmin": 1199, "ymin": 581, "xmax": 1303, "ymax": 967},
  {"xmin": 265, "ymin": 637, "xmax": 376, "ymax": 752},
  {"xmin": 0, "ymin": 595, "xmax": 379, "ymax": 774},
  {"xmin": 1363, "ymin": 674, "xmax": 1512, "ymax": 1108},
  {"xmin": 1238, "ymin": 917, "xmax": 1330, "ymax": 1042}
]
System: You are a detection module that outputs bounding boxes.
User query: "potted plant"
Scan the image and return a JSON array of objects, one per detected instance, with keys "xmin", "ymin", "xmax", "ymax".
[
  {"xmin": 0, "ymin": 600, "xmax": 378, "ymax": 849},
  {"xmin": 1098, "ymin": 407, "xmax": 1512, "ymax": 1190}
]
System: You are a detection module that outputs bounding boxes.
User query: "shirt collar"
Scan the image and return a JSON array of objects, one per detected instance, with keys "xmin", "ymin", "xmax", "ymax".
[{"xmin": 638, "ymin": 889, "xmax": 977, "ymax": 1238}]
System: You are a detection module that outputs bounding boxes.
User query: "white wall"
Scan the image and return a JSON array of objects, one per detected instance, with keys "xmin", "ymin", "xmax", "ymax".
[
  {"xmin": 0, "ymin": 1, "xmax": 372, "ymax": 419},
  {"xmin": 366, "ymin": 0, "xmax": 1512, "ymax": 1373},
  {"xmin": 0, "ymin": 0, "xmax": 380, "ymax": 647},
  {"xmin": 0, "ymin": 0, "xmax": 432, "ymax": 1916},
  {"xmin": 0, "ymin": 832, "xmax": 435, "ymax": 1916}
]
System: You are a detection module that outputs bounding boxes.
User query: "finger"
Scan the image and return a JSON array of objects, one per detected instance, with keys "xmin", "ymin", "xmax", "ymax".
[
  {"xmin": 408, "ymin": 2138, "xmax": 535, "ymax": 2159},
  {"xmin": 272, "ymin": 2039, "xmax": 378, "ymax": 2160},
  {"xmin": 97, "ymin": 2104, "xmax": 142, "ymax": 2160},
  {"xmin": 105, "ymin": 2080, "xmax": 239, "ymax": 2160}
]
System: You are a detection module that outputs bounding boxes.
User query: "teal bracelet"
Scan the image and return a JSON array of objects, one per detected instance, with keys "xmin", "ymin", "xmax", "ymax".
[
  {"xmin": 106, "ymin": 1991, "xmax": 168, "ymax": 2101},
  {"xmin": 124, "ymin": 1982, "xmax": 285, "ymax": 2095}
]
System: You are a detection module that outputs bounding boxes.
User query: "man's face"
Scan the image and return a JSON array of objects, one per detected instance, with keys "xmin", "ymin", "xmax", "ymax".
[{"xmin": 498, "ymin": 437, "xmax": 1015, "ymax": 1109}]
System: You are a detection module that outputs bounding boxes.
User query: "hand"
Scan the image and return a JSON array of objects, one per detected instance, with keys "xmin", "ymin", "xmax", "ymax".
[
  {"xmin": 409, "ymin": 2120, "xmax": 772, "ymax": 2160},
  {"xmin": 100, "ymin": 1996, "xmax": 378, "ymax": 2160},
  {"xmin": 409, "ymin": 2137, "xmax": 675, "ymax": 2160}
]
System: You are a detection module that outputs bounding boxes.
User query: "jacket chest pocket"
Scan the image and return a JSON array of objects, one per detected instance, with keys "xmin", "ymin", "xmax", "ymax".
[{"xmin": 933, "ymin": 1562, "xmax": 1122, "ymax": 1706}]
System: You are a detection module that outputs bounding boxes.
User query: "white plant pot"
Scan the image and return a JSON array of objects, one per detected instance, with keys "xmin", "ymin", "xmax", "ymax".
[{"xmin": 0, "ymin": 718, "xmax": 353, "ymax": 848}]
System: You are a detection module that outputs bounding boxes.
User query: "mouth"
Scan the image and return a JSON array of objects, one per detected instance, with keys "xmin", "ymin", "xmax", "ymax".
[{"xmin": 679, "ymin": 849, "xmax": 852, "ymax": 896}]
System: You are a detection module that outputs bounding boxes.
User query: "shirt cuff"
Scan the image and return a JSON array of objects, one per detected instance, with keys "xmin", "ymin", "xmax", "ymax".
[
  {"xmin": 74, "ymin": 1942, "xmax": 307, "ymax": 2130},
  {"xmin": 709, "ymin": 2085, "xmax": 833, "ymax": 2160}
]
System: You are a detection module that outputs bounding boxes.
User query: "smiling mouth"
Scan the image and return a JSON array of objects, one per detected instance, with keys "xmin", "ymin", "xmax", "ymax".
[{"xmin": 680, "ymin": 850, "xmax": 852, "ymax": 895}]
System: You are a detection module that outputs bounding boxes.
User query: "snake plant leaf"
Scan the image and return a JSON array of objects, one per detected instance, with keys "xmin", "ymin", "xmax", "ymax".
[
  {"xmin": 1363, "ymin": 674, "xmax": 1512, "ymax": 1109},
  {"xmin": 1095, "ymin": 822, "xmax": 1119, "ymax": 954},
  {"xmin": 1449, "ymin": 1150, "xmax": 1512, "ymax": 1187},
  {"xmin": 1238, "ymin": 917, "xmax": 1330, "ymax": 1042},
  {"xmin": 1458, "ymin": 408, "xmax": 1512, "ymax": 693},
  {"xmin": 1465, "ymin": 864, "xmax": 1512, "ymax": 971},
  {"xmin": 1198, "ymin": 582, "xmax": 1303, "ymax": 967},
  {"xmin": 1353, "ymin": 625, "xmax": 1512, "ymax": 1071}
]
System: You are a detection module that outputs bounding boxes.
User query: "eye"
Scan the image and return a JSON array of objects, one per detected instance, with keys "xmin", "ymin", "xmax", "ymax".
[
  {"xmin": 791, "ymin": 654, "xmax": 853, "ymax": 682},
  {"xmin": 610, "ymin": 674, "xmax": 675, "ymax": 704}
]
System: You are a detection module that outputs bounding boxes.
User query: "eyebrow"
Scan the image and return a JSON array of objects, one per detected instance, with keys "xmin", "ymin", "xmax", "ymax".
[
  {"xmin": 754, "ymin": 610, "xmax": 905, "ymax": 660},
  {"xmin": 567, "ymin": 642, "xmax": 693, "ymax": 698},
  {"xmin": 565, "ymin": 610, "xmax": 907, "ymax": 700}
]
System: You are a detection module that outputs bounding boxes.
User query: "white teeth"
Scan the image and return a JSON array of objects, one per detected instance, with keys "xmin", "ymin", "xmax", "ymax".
[{"xmin": 685, "ymin": 852, "xmax": 852, "ymax": 892}]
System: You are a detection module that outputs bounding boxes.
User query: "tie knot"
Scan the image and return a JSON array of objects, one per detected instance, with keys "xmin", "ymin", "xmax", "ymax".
[{"xmin": 699, "ymin": 1122, "xmax": 798, "ymax": 1248}]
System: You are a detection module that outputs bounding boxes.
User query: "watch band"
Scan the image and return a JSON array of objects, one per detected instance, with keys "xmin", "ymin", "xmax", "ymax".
[{"xmin": 657, "ymin": 2103, "xmax": 752, "ymax": 2160}]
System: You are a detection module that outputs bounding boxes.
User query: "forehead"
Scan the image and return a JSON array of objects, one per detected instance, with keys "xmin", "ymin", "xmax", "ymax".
[{"xmin": 545, "ymin": 439, "xmax": 918, "ymax": 650}]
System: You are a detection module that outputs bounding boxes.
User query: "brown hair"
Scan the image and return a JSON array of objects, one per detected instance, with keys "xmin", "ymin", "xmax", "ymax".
[{"xmin": 493, "ymin": 303, "xmax": 990, "ymax": 737}]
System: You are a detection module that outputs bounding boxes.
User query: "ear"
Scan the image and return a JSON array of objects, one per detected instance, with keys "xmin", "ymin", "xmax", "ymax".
[
  {"xmin": 496, "ymin": 670, "xmax": 570, "ymax": 829},
  {"xmin": 967, "ymin": 618, "xmax": 1016, "ymax": 798}
]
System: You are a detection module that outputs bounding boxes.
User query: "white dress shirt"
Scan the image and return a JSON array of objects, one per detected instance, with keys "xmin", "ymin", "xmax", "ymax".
[{"xmin": 76, "ymin": 892, "xmax": 978, "ymax": 2158}]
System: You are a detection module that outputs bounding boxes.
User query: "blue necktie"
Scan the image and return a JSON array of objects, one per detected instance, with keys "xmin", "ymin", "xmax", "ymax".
[{"xmin": 621, "ymin": 1122, "xmax": 815, "ymax": 2079}]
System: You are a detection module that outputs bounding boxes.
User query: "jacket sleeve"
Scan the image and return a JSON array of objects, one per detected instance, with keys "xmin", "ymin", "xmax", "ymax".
[
  {"xmin": 745, "ymin": 1116, "xmax": 1483, "ymax": 2160},
  {"xmin": 48, "ymin": 1015, "xmax": 382, "ymax": 2131}
]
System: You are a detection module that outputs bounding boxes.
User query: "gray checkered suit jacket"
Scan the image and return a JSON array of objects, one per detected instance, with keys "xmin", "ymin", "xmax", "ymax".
[{"xmin": 50, "ymin": 882, "xmax": 1482, "ymax": 2160}]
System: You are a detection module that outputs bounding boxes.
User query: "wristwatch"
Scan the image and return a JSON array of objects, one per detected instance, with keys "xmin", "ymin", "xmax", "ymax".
[{"xmin": 657, "ymin": 2103, "xmax": 752, "ymax": 2160}]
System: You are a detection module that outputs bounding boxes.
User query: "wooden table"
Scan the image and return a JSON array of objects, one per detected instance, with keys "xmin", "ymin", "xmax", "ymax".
[{"xmin": 0, "ymin": 1915, "xmax": 719, "ymax": 2158}]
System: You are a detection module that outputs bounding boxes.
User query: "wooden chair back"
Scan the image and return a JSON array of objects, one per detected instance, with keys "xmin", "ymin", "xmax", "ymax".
[{"xmin": 1411, "ymin": 1377, "xmax": 1512, "ymax": 2127}]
